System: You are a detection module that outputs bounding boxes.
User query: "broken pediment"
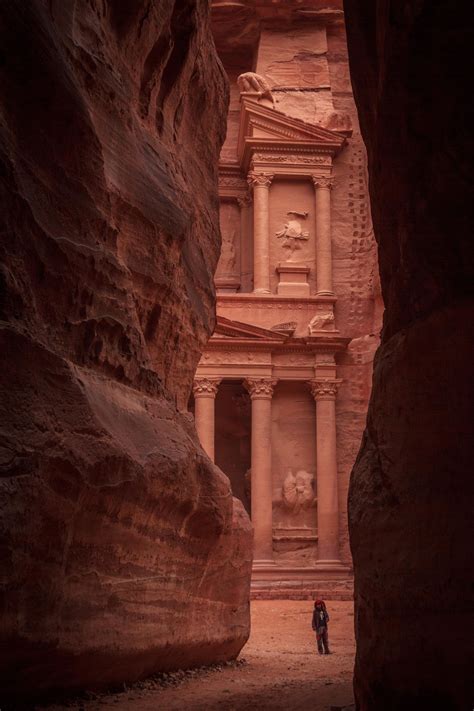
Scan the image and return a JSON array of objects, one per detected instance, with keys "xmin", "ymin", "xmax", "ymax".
[
  {"xmin": 213, "ymin": 316, "xmax": 288, "ymax": 342},
  {"xmin": 238, "ymin": 95, "xmax": 347, "ymax": 169}
]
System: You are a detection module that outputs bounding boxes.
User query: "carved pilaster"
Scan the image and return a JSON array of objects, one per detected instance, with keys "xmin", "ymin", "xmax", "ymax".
[
  {"xmin": 193, "ymin": 378, "xmax": 221, "ymax": 397},
  {"xmin": 244, "ymin": 378, "xmax": 277, "ymax": 399},
  {"xmin": 247, "ymin": 171, "xmax": 273, "ymax": 293},
  {"xmin": 308, "ymin": 379, "xmax": 342, "ymax": 401},
  {"xmin": 311, "ymin": 175, "xmax": 334, "ymax": 295}
]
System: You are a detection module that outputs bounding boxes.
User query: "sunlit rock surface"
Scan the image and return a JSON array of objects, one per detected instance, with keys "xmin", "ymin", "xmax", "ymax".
[{"xmin": 0, "ymin": 0, "xmax": 252, "ymax": 699}]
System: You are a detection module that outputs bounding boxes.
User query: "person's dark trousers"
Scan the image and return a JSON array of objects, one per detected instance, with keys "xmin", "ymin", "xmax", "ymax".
[{"xmin": 316, "ymin": 627, "xmax": 330, "ymax": 654}]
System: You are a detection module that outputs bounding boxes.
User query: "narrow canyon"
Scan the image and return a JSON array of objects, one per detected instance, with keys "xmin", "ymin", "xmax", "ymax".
[{"xmin": 0, "ymin": 1, "xmax": 472, "ymax": 710}]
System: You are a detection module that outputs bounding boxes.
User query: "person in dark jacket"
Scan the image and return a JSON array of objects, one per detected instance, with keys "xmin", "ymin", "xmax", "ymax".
[{"xmin": 312, "ymin": 599, "xmax": 331, "ymax": 654}]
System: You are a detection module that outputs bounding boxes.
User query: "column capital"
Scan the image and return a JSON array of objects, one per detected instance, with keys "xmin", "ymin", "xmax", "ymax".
[
  {"xmin": 308, "ymin": 378, "xmax": 342, "ymax": 401},
  {"xmin": 237, "ymin": 193, "xmax": 252, "ymax": 208},
  {"xmin": 247, "ymin": 171, "xmax": 274, "ymax": 189},
  {"xmin": 244, "ymin": 378, "xmax": 277, "ymax": 399},
  {"xmin": 193, "ymin": 377, "xmax": 221, "ymax": 397},
  {"xmin": 311, "ymin": 175, "xmax": 334, "ymax": 190}
]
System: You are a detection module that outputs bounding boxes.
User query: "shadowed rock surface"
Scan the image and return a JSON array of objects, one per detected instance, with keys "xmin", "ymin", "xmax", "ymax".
[
  {"xmin": 345, "ymin": 1, "xmax": 474, "ymax": 709},
  {"xmin": 0, "ymin": 0, "xmax": 252, "ymax": 699}
]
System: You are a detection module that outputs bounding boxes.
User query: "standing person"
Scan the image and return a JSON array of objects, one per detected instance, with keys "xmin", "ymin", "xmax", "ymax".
[{"xmin": 312, "ymin": 599, "xmax": 331, "ymax": 654}]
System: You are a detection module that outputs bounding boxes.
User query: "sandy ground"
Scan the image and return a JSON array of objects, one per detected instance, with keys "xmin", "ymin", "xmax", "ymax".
[{"xmin": 48, "ymin": 600, "xmax": 355, "ymax": 711}]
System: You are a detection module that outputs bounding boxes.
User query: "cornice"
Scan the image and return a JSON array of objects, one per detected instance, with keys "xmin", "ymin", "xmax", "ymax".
[
  {"xmin": 217, "ymin": 293, "xmax": 337, "ymax": 305},
  {"xmin": 207, "ymin": 336, "xmax": 350, "ymax": 353}
]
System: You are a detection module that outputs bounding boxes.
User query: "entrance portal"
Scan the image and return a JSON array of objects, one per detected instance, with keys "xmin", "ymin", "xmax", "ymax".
[{"xmin": 215, "ymin": 380, "xmax": 251, "ymax": 514}]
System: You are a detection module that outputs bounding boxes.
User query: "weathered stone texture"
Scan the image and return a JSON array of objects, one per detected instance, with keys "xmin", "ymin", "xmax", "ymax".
[
  {"xmin": 0, "ymin": 0, "xmax": 252, "ymax": 699},
  {"xmin": 345, "ymin": 1, "xmax": 474, "ymax": 708}
]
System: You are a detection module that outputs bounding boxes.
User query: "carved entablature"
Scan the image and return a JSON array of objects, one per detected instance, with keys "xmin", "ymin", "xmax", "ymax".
[
  {"xmin": 252, "ymin": 153, "xmax": 331, "ymax": 166},
  {"xmin": 196, "ymin": 317, "xmax": 349, "ymax": 381},
  {"xmin": 201, "ymin": 351, "xmax": 271, "ymax": 365},
  {"xmin": 308, "ymin": 378, "xmax": 342, "ymax": 401},
  {"xmin": 218, "ymin": 163, "xmax": 248, "ymax": 200}
]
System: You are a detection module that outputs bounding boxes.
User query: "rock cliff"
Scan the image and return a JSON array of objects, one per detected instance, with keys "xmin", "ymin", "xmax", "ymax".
[
  {"xmin": 0, "ymin": 0, "xmax": 252, "ymax": 699},
  {"xmin": 345, "ymin": 1, "xmax": 474, "ymax": 708}
]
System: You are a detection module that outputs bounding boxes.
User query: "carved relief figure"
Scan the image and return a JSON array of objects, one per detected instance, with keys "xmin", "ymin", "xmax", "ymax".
[
  {"xmin": 308, "ymin": 308, "xmax": 335, "ymax": 333},
  {"xmin": 237, "ymin": 72, "xmax": 275, "ymax": 106},
  {"xmin": 281, "ymin": 468, "xmax": 316, "ymax": 514},
  {"xmin": 276, "ymin": 212, "xmax": 309, "ymax": 260},
  {"xmin": 218, "ymin": 230, "xmax": 236, "ymax": 275}
]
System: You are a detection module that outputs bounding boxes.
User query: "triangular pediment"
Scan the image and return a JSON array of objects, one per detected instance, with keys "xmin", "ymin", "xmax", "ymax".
[
  {"xmin": 238, "ymin": 96, "xmax": 346, "ymax": 166},
  {"xmin": 213, "ymin": 316, "xmax": 288, "ymax": 342}
]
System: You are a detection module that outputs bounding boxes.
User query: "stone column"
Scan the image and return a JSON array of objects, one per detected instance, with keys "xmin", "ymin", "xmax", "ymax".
[
  {"xmin": 247, "ymin": 171, "xmax": 274, "ymax": 294},
  {"xmin": 237, "ymin": 194, "xmax": 252, "ymax": 292},
  {"xmin": 312, "ymin": 176, "xmax": 334, "ymax": 295},
  {"xmin": 244, "ymin": 377, "xmax": 276, "ymax": 564},
  {"xmin": 193, "ymin": 378, "xmax": 221, "ymax": 461},
  {"xmin": 309, "ymin": 378, "xmax": 344, "ymax": 568}
]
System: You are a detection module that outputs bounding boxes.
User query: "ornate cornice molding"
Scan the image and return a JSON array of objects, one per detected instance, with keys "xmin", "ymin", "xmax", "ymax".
[
  {"xmin": 244, "ymin": 378, "xmax": 277, "ymax": 399},
  {"xmin": 193, "ymin": 378, "xmax": 221, "ymax": 396},
  {"xmin": 247, "ymin": 171, "xmax": 274, "ymax": 188},
  {"xmin": 308, "ymin": 378, "xmax": 342, "ymax": 400}
]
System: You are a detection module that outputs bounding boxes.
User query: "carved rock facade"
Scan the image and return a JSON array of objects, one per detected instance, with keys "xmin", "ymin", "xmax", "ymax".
[{"xmin": 194, "ymin": 3, "xmax": 382, "ymax": 589}]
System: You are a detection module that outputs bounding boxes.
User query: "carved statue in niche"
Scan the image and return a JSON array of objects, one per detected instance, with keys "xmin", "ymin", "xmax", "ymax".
[
  {"xmin": 237, "ymin": 72, "xmax": 275, "ymax": 107},
  {"xmin": 308, "ymin": 308, "xmax": 335, "ymax": 333},
  {"xmin": 280, "ymin": 468, "xmax": 316, "ymax": 514},
  {"xmin": 276, "ymin": 212, "xmax": 309, "ymax": 261},
  {"xmin": 218, "ymin": 230, "xmax": 236, "ymax": 275}
]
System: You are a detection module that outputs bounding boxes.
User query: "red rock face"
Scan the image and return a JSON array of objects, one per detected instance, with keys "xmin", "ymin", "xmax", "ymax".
[
  {"xmin": 344, "ymin": 1, "xmax": 474, "ymax": 708},
  {"xmin": 0, "ymin": 0, "xmax": 252, "ymax": 699}
]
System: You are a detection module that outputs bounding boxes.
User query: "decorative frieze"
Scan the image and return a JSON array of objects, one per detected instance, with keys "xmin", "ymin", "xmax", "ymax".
[
  {"xmin": 219, "ymin": 177, "xmax": 242, "ymax": 188},
  {"xmin": 201, "ymin": 351, "xmax": 271, "ymax": 365},
  {"xmin": 252, "ymin": 153, "xmax": 331, "ymax": 166}
]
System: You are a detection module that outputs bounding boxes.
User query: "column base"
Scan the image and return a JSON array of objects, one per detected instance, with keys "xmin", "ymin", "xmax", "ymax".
[
  {"xmin": 316, "ymin": 289, "xmax": 335, "ymax": 297},
  {"xmin": 253, "ymin": 288, "xmax": 271, "ymax": 295},
  {"xmin": 315, "ymin": 558, "xmax": 350, "ymax": 572}
]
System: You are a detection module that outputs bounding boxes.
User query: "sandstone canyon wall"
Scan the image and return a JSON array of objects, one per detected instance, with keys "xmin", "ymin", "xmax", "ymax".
[
  {"xmin": 345, "ymin": 1, "xmax": 474, "ymax": 709},
  {"xmin": 0, "ymin": 0, "xmax": 252, "ymax": 700}
]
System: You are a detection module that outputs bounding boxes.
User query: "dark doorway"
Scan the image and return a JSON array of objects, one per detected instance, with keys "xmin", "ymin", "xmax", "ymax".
[{"xmin": 215, "ymin": 380, "xmax": 251, "ymax": 514}]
